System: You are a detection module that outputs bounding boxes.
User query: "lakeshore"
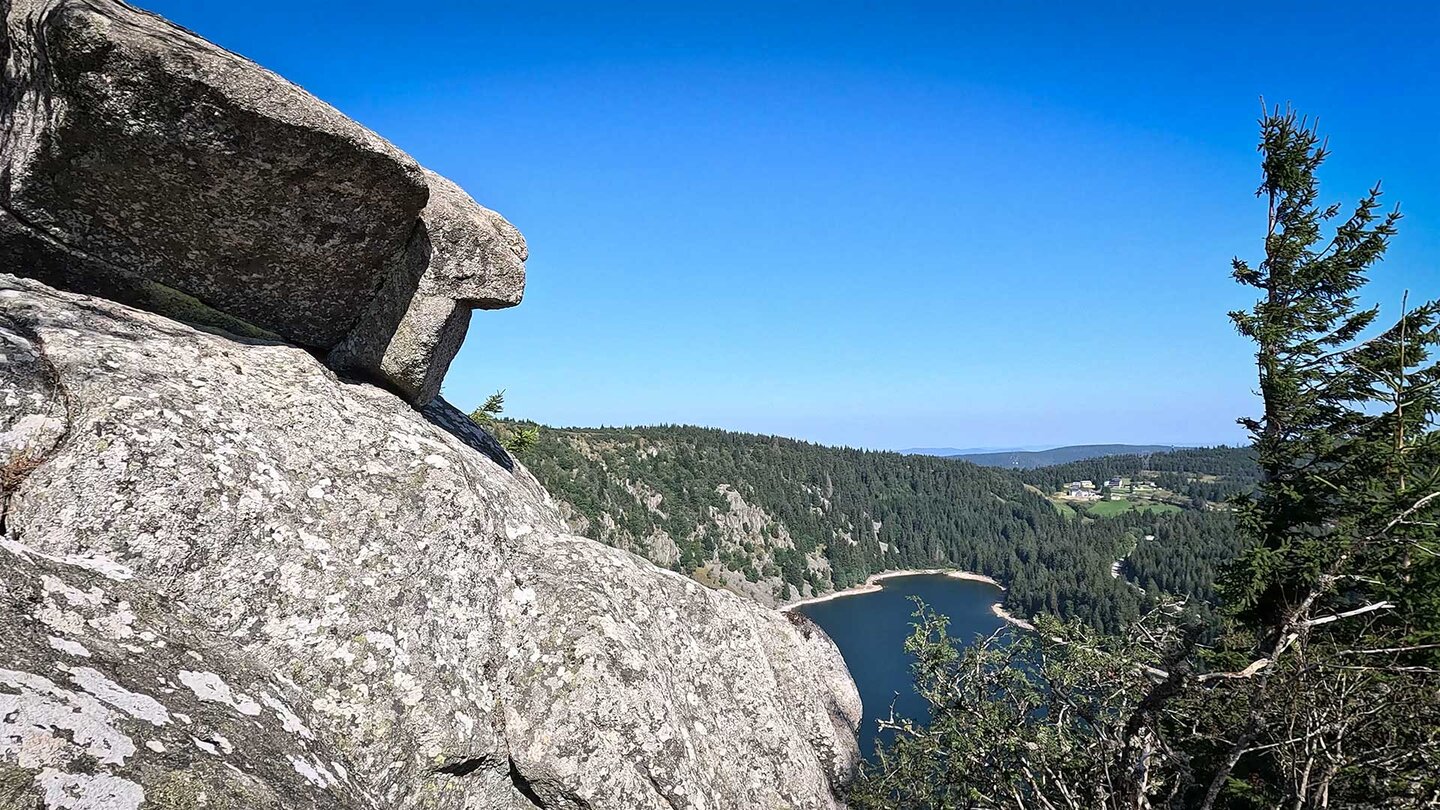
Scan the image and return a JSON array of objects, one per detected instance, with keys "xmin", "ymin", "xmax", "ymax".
[
  {"xmin": 789, "ymin": 570, "xmax": 1012, "ymax": 755},
  {"xmin": 779, "ymin": 568, "xmax": 1002, "ymax": 611},
  {"xmin": 780, "ymin": 567, "xmax": 1034, "ymax": 631},
  {"xmin": 989, "ymin": 602, "xmax": 1035, "ymax": 631}
]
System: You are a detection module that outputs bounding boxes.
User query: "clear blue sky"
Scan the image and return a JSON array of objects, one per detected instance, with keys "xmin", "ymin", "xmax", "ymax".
[{"xmin": 145, "ymin": 1, "xmax": 1439, "ymax": 450}]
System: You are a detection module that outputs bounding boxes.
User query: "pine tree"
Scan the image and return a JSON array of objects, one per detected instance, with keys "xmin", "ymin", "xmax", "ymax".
[
  {"xmin": 467, "ymin": 389, "xmax": 540, "ymax": 454},
  {"xmin": 1202, "ymin": 105, "xmax": 1440, "ymax": 808},
  {"xmin": 846, "ymin": 107, "xmax": 1440, "ymax": 808},
  {"xmin": 1225, "ymin": 106, "xmax": 1401, "ymax": 626}
]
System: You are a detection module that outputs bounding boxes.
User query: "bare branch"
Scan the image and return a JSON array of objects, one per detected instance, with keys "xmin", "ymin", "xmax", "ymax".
[{"xmin": 1301, "ymin": 601, "xmax": 1394, "ymax": 628}]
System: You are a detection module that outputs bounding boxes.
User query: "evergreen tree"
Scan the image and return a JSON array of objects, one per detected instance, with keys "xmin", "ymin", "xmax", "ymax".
[
  {"xmin": 467, "ymin": 390, "xmax": 540, "ymax": 453},
  {"xmin": 1197, "ymin": 105, "xmax": 1440, "ymax": 808},
  {"xmin": 847, "ymin": 107, "xmax": 1440, "ymax": 808}
]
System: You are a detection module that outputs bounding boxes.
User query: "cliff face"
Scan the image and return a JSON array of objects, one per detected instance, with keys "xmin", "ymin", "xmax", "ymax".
[{"xmin": 0, "ymin": 2, "xmax": 861, "ymax": 807}]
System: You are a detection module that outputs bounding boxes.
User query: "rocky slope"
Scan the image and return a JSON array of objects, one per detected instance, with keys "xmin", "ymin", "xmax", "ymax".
[
  {"xmin": 0, "ymin": 2, "xmax": 860, "ymax": 807},
  {"xmin": 0, "ymin": 275, "xmax": 860, "ymax": 810}
]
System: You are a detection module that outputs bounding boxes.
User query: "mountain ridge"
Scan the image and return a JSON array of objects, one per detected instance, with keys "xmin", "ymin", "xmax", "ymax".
[{"xmin": 933, "ymin": 443, "xmax": 1184, "ymax": 468}]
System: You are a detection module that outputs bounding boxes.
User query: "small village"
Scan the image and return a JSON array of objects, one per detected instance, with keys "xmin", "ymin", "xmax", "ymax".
[
  {"xmin": 1059, "ymin": 475, "xmax": 1163, "ymax": 502},
  {"xmin": 1047, "ymin": 472, "xmax": 1191, "ymax": 517}
]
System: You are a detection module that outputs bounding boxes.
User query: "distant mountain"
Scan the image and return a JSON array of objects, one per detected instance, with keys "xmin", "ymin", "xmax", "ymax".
[
  {"xmin": 900, "ymin": 446, "xmax": 1036, "ymax": 456},
  {"xmin": 947, "ymin": 444, "xmax": 1180, "ymax": 469}
]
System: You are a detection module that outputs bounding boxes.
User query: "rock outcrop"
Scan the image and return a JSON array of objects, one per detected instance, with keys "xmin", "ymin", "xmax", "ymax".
[
  {"xmin": 329, "ymin": 171, "xmax": 528, "ymax": 406},
  {"xmin": 0, "ymin": 4, "xmax": 862, "ymax": 805},
  {"xmin": 0, "ymin": 0, "xmax": 522, "ymax": 406},
  {"xmin": 0, "ymin": 536, "xmax": 369, "ymax": 809},
  {"xmin": 0, "ymin": 275, "xmax": 862, "ymax": 809}
]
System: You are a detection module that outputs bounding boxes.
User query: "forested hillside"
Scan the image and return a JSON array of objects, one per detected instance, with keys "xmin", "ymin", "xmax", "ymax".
[
  {"xmin": 1020, "ymin": 445, "xmax": 1259, "ymax": 503},
  {"xmin": 516, "ymin": 424, "xmax": 1254, "ymax": 632}
]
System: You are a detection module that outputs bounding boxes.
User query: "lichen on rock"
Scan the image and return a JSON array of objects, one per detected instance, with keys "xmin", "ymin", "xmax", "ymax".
[
  {"xmin": 0, "ymin": 1, "xmax": 860, "ymax": 804},
  {"xmin": 0, "ymin": 276, "xmax": 861, "ymax": 809},
  {"xmin": 0, "ymin": 528, "xmax": 369, "ymax": 809}
]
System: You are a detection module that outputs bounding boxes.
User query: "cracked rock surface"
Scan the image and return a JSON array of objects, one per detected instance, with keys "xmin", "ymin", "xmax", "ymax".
[
  {"xmin": 0, "ymin": 275, "xmax": 862, "ymax": 809},
  {"xmin": 0, "ymin": 535, "xmax": 369, "ymax": 810},
  {"xmin": 329, "ymin": 170, "xmax": 530, "ymax": 406}
]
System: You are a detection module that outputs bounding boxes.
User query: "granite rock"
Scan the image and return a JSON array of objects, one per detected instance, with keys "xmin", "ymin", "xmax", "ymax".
[
  {"xmin": 1, "ymin": 1, "xmax": 536, "ymax": 407},
  {"xmin": 0, "ymin": 0, "xmax": 431, "ymax": 349},
  {"xmin": 331, "ymin": 171, "xmax": 528, "ymax": 406},
  {"xmin": 0, "ymin": 274, "xmax": 861, "ymax": 809},
  {"xmin": 0, "ymin": 537, "xmax": 373, "ymax": 809}
]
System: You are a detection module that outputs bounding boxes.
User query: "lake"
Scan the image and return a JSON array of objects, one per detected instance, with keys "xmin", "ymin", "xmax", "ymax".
[{"xmin": 795, "ymin": 573, "xmax": 1007, "ymax": 757}]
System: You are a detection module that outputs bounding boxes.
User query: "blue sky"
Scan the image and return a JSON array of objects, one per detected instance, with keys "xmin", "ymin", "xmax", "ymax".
[{"xmin": 145, "ymin": 1, "xmax": 1440, "ymax": 450}]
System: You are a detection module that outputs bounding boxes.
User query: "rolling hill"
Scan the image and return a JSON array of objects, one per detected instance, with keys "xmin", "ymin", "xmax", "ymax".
[
  {"xmin": 944, "ymin": 443, "xmax": 1181, "ymax": 469},
  {"xmin": 513, "ymin": 424, "xmax": 1254, "ymax": 632}
]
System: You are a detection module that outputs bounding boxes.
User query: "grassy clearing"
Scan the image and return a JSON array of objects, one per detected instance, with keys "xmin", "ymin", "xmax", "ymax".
[
  {"xmin": 1086, "ymin": 499, "xmax": 1183, "ymax": 518},
  {"xmin": 1086, "ymin": 500, "xmax": 1133, "ymax": 517}
]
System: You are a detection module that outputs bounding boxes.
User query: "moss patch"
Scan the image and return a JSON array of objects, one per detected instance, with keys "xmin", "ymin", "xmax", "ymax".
[
  {"xmin": 134, "ymin": 280, "xmax": 282, "ymax": 342},
  {"xmin": 143, "ymin": 765, "xmax": 282, "ymax": 810},
  {"xmin": 0, "ymin": 762, "xmax": 39, "ymax": 810}
]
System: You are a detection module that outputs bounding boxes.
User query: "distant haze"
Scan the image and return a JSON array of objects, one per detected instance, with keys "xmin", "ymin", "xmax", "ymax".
[
  {"xmin": 901, "ymin": 446, "xmax": 1051, "ymax": 456},
  {"xmin": 908, "ymin": 444, "xmax": 1185, "ymax": 469}
]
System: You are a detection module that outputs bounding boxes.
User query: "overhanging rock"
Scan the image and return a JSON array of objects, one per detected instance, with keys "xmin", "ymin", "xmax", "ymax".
[
  {"xmin": 330, "ymin": 170, "xmax": 528, "ymax": 406},
  {"xmin": 0, "ymin": 0, "xmax": 525, "ymax": 406}
]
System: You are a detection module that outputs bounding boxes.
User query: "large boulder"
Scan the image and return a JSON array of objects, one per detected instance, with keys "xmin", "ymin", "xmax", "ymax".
[
  {"xmin": 0, "ymin": 0, "xmax": 429, "ymax": 349},
  {"xmin": 0, "ymin": 275, "xmax": 862, "ymax": 809},
  {"xmin": 330, "ymin": 170, "xmax": 528, "ymax": 405},
  {"xmin": 0, "ymin": 0, "xmax": 524, "ymax": 406}
]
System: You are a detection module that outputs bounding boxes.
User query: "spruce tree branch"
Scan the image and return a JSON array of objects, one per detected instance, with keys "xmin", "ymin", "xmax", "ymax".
[
  {"xmin": 1195, "ymin": 657, "xmax": 1273, "ymax": 683},
  {"xmin": 1318, "ymin": 664, "xmax": 1439, "ymax": 674},
  {"xmin": 1373, "ymin": 491, "xmax": 1440, "ymax": 538}
]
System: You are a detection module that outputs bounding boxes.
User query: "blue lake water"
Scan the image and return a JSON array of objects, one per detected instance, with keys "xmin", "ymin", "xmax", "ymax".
[{"xmin": 795, "ymin": 573, "xmax": 1007, "ymax": 757}]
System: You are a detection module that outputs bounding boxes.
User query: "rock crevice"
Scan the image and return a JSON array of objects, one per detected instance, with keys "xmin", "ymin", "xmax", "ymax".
[
  {"xmin": 0, "ymin": 2, "xmax": 863, "ymax": 806},
  {"xmin": 0, "ymin": 308, "xmax": 68, "ymax": 536},
  {"xmin": 0, "ymin": 275, "xmax": 861, "ymax": 809}
]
